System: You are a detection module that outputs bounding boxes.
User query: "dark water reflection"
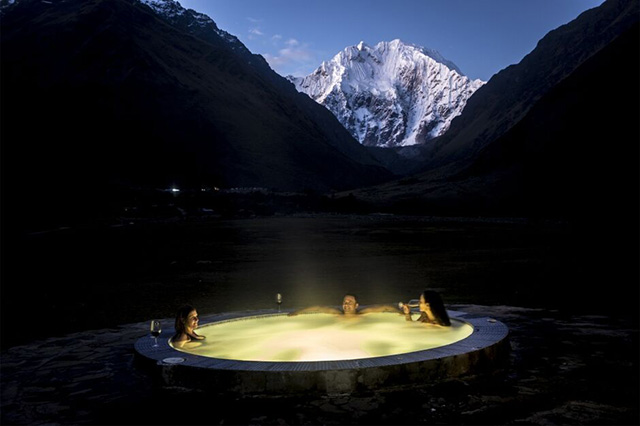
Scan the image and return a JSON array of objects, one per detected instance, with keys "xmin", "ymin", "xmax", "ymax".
[{"xmin": 3, "ymin": 214, "xmax": 637, "ymax": 348}]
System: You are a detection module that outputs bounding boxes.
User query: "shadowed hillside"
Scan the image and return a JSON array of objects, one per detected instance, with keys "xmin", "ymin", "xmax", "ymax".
[
  {"xmin": 349, "ymin": 0, "xmax": 639, "ymax": 222},
  {"xmin": 419, "ymin": 0, "xmax": 639, "ymax": 171},
  {"xmin": 0, "ymin": 0, "xmax": 393, "ymax": 231}
]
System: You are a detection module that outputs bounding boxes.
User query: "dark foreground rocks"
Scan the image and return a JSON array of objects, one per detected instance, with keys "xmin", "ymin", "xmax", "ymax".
[{"xmin": 1, "ymin": 304, "xmax": 637, "ymax": 425}]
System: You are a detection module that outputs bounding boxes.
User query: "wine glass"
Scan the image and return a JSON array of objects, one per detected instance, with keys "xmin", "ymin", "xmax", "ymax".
[
  {"xmin": 150, "ymin": 320, "xmax": 161, "ymax": 347},
  {"xmin": 276, "ymin": 293, "xmax": 282, "ymax": 312}
]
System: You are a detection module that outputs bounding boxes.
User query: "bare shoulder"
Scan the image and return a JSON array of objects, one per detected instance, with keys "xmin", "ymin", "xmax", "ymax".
[
  {"xmin": 288, "ymin": 306, "xmax": 341, "ymax": 316},
  {"xmin": 171, "ymin": 335, "xmax": 188, "ymax": 348},
  {"xmin": 359, "ymin": 304, "xmax": 402, "ymax": 314}
]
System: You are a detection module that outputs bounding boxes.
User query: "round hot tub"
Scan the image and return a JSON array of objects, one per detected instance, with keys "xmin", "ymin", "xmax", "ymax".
[
  {"xmin": 173, "ymin": 312, "xmax": 474, "ymax": 362},
  {"xmin": 134, "ymin": 309, "xmax": 509, "ymax": 395}
]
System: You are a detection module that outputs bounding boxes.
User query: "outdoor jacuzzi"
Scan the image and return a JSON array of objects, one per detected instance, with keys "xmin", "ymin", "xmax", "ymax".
[{"xmin": 134, "ymin": 309, "xmax": 509, "ymax": 395}]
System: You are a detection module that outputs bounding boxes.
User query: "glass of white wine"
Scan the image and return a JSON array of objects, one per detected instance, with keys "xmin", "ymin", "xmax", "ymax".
[{"xmin": 150, "ymin": 320, "xmax": 162, "ymax": 348}]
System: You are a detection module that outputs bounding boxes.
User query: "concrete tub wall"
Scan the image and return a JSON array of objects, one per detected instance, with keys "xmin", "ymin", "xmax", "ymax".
[{"xmin": 156, "ymin": 337, "xmax": 510, "ymax": 395}]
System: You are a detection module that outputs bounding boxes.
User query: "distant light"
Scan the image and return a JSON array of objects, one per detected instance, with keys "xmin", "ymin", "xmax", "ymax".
[{"xmin": 170, "ymin": 188, "xmax": 180, "ymax": 193}]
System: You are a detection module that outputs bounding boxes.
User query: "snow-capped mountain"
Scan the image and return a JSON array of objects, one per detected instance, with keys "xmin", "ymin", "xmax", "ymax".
[{"xmin": 288, "ymin": 40, "xmax": 485, "ymax": 148}]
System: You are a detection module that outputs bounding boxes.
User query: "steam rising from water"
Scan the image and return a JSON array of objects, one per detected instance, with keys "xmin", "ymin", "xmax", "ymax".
[{"xmin": 173, "ymin": 313, "xmax": 473, "ymax": 362}]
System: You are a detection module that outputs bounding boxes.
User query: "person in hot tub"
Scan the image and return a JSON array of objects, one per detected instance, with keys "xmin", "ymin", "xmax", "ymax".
[
  {"xmin": 288, "ymin": 293, "xmax": 401, "ymax": 316},
  {"xmin": 171, "ymin": 304, "xmax": 206, "ymax": 348},
  {"xmin": 401, "ymin": 290, "xmax": 451, "ymax": 326}
]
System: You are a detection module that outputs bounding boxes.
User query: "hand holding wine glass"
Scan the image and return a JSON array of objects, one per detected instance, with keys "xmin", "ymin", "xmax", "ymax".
[{"xmin": 150, "ymin": 320, "xmax": 162, "ymax": 347}]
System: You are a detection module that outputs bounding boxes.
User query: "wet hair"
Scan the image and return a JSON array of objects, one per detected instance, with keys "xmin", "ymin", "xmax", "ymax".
[
  {"xmin": 343, "ymin": 293, "xmax": 358, "ymax": 303},
  {"xmin": 421, "ymin": 290, "xmax": 451, "ymax": 326},
  {"xmin": 174, "ymin": 304, "xmax": 196, "ymax": 336}
]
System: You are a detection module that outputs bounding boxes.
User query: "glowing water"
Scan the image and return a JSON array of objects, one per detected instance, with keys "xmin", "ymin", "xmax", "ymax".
[{"xmin": 171, "ymin": 313, "xmax": 473, "ymax": 362}]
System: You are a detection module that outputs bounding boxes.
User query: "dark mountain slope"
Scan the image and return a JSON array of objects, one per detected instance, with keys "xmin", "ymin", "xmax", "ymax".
[
  {"xmin": 349, "ymin": 10, "xmax": 638, "ymax": 222},
  {"xmin": 0, "ymin": 0, "xmax": 392, "ymax": 229},
  {"xmin": 138, "ymin": 0, "xmax": 385, "ymax": 168},
  {"xmin": 460, "ymin": 21, "xmax": 639, "ymax": 219},
  {"xmin": 354, "ymin": 2, "xmax": 639, "ymax": 219},
  {"xmin": 417, "ymin": 0, "xmax": 638, "ymax": 171}
]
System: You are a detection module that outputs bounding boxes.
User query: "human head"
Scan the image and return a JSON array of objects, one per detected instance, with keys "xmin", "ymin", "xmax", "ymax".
[
  {"xmin": 419, "ymin": 290, "xmax": 451, "ymax": 326},
  {"xmin": 174, "ymin": 304, "xmax": 199, "ymax": 335},
  {"xmin": 342, "ymin": 293, "xmax": 359, "ymax": 315}
]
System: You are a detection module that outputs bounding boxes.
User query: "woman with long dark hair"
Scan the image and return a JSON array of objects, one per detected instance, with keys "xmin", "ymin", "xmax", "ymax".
[
  {"xmin": 171, "ymin": 304, "xmax": 205, "ymax": 348},
  {"xmin": 402, "ymin": 290, "xmax": 451, "ymax": 326}
]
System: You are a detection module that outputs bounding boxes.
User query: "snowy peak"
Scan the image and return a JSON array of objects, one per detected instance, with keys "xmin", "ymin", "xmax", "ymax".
[{"xmin": 289, "ymin": 39, "xmax": 485, "ymax": 148}]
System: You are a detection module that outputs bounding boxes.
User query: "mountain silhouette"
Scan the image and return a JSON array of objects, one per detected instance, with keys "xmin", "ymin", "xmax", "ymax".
[
  {"xmin": 0, "ymin": 0, "xmax": 393, "ymax": 229},
  {"xmin": 349, "ymin": 0, "xmax": 639, "ymax": 221}
]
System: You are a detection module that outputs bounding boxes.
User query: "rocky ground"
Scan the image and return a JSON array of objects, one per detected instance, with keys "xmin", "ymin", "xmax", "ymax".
[{"xmin": 1, "ymin": 304, "xmax": 637, "ymax": 425}]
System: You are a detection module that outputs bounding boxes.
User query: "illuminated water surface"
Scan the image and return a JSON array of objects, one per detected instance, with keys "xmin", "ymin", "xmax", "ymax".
[{"xmin": 172, "ymin": 313, "xmax": 473, "ymax": 362}]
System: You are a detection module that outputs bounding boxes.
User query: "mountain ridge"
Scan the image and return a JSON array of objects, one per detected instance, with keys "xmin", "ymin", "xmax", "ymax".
[
  {"xmin": 134, "ymin": 0, "xmax": 395, "ymax": 172},
  {"xmin": 345, "ymin": 0, "xmax": 639, "ymax": 221},
  {"xmin": 288, "ymin": 39, "xmax": 484, "ymax": 150},
  {"xmin": 414, "ymin": 0, "xmax": 639, "ymax": 172},
  {"xmin": 0, "ymin": 0, "xmax": 394, "ymax": 230},
  {"xmin": 3, "ymin": 0, "xmax": 392, "ymax": 189}
]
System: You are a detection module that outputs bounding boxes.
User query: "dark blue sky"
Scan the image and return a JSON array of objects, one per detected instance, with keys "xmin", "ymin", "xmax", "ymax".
[{"xmin": 179, "ymin": 0, "xmax": 604, "ymax": 81}]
